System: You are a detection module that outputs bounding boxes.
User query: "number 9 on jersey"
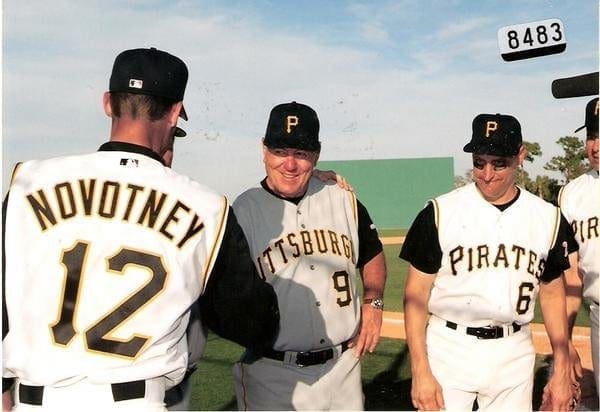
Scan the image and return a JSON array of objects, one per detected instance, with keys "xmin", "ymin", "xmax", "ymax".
[{"xmin": 497, "ymin": 18, "xmax": 566, "ymax": 62}]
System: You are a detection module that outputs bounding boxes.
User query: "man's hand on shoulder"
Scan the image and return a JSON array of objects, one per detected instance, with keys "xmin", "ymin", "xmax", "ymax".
[{"xmin": 312, "ymin": 169, "xmax": 354, "ymax": 192}]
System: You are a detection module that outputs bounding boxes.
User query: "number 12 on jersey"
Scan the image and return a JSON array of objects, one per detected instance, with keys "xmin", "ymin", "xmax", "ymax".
[{"xmin": 497, "ymin": 18, "xmax": 566, "ymax": 62}]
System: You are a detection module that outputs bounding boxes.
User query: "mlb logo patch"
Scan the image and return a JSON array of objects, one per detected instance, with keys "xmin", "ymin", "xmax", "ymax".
[
  {"xmin": 120, "ymin": 158, "xmax": 139, "ymax": 167},
  {"xmin": 129, "ymin": 79, "xmax": 143, "ymax": 89}
]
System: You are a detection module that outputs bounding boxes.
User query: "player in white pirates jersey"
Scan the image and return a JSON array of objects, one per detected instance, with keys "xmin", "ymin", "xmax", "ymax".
[
  {"xmin": 560, "ymin": 97, "xmax": 600, "ymax": 394},
  {"xmin": 2, "ymin": 48, "xmax": 278, "ymax": 411},
  {"xmin": 232, "ymin": 101, "xmax": 387, "ymax": 410},
  {"xmin": 401, "ymin": 113, "xmax": 578, "ymax": 411}
]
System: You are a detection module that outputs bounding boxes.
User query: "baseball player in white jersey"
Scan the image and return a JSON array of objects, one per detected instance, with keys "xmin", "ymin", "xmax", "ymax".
[
  {"xmin": 401, "ymin": 113, "xmax": 578, "ymax": 411},
  {"xmin": 231, "ymin": 101, "xmax": 387, "ymax": 410},
  {"xmin": 560, "ymin": 97, "xmax": 600, "ymax": 396},
  {"xmin": 2, "ymin": 47, "xmax": 279, "ymax": 411}
]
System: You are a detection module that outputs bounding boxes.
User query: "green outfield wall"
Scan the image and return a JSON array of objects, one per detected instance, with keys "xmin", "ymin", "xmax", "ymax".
[{"xmin": 318, "ymin": 157, "xmax": 454, "ymax": 229}]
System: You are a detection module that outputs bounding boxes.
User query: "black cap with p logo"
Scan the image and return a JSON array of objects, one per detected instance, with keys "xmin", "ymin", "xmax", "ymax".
[
  {"xmin": 463, "ymin": 113, "xmax": 522, "ymax": 157},
  {"xmin": 263, "ymin": 101, "xmax": 321, "ymax": 152},
  {"xmin": 574, "ymin": 97, "xmax": 599, "ymax": 138}
]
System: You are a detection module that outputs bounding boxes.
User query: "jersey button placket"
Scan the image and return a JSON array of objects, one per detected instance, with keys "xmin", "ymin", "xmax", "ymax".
[{"xmin": 297, "ymin": 208, "xmax": 306, "ymax": 229}]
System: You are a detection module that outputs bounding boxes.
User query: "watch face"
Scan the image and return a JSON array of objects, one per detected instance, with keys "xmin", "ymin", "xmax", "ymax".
[{"xmin": 371, "ymin": 298, "xmax": 384, "ymax": 309}]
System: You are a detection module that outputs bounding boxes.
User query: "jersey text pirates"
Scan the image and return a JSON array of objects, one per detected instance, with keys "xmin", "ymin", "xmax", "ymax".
[{"xmin": 559, "ymin": 170, "xmax": 600, "ymax": 303}]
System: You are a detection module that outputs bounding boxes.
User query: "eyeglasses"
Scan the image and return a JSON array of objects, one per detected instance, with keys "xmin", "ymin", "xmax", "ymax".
[{"xmin": 472, "ymin": 156, "xmax": 515, "ymax": 171}]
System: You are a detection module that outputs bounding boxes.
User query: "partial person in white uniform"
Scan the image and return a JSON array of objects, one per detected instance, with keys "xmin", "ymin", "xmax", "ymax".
[
  {"xmin": 401, "ymin": 113, "xmax": 579, "ymax": 411},
  {"xmin": 2, "ymin": 47, "xmax": 279, "ymax": 411},
  {"xmin": 560, "ymin": 96, "xmax": 600, "ymax": 396},
  {"xmin": 232, "ymin": 101, "xmax": 387, "ymax": 411}
]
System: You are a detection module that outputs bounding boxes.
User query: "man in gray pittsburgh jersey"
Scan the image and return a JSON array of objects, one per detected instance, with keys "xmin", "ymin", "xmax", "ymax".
[{"xmin": 232, "ymin": 101, "xmax": 387, "ymax": 410}]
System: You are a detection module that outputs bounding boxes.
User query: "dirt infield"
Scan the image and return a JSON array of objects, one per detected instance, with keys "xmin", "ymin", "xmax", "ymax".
[
  {"xmin": 381, "ymin": 311, "xmax": 598, "ymax": 409},
  {"xmin": 380, "ymin": 236, "xmax": 405, "ymax": 245}
]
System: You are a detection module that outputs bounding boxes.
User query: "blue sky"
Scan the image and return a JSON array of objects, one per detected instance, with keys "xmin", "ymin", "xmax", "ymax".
[{"xmin": 2, "ymin": 1, "xmax": 598, "ymax": 199}]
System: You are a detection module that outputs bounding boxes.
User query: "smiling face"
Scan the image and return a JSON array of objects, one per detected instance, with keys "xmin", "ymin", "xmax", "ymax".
[
  {"xmin": 472, "ymin": 145, "xmax": 526, "ymax": 204},
  {"xmin": 262, "ymin": 145, "xmax": 319, "ymax": 198}
]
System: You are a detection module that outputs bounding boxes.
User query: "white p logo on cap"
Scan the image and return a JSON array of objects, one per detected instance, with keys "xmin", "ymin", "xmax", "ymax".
[
  {"xmin": 485, "ymin": 121, "xmax": 498, "ymax": 137},
  {"xmin": 286, "ymin": 116, "xmax": 299, "ymax": 133}
]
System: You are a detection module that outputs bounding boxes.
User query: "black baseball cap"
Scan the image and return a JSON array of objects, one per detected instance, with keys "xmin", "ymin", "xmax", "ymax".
[
  {"xmin": 263, "ymin": 101, "xmax": 321, "ymax": 152},
  {"xmin": 109, "ymin": 47, "xmax": 189, "ymax": 120},
  {"xmin": 463, "ymin": 113, "xmax": 522, "ymax": 157},
  {"xmin": 574, "ymin": 97, "xmax": 599, "ymax": 137}
]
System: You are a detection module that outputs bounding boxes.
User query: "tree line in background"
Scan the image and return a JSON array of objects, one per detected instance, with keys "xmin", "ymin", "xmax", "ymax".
[{"xmin": 454, "ymin": 136, "xmax": 590, "ymax": 203}]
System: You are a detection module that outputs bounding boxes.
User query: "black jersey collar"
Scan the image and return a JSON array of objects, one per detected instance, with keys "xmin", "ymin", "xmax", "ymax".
[
  {"xmin": 98, "ymin": 141, "xmax": 163, "ymax": 164},
  {"xmin": 260, "ymin": 178, "xmax": 306, "ymax": 205},
  {"xmin": 494, "ymin": 186, "xmax": 521, "ymax": 211}
]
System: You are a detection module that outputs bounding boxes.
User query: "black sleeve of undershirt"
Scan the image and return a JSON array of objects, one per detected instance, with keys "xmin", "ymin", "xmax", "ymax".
[
  {"xmin": 541, "ymin": 213, "xmax": 578, "ymax": 283},
  {"xmin": 399, "ymin": 202, "xmax": 442, "ymax": 274},
  {"xmin": 564, "ymin": 218, "xmax": 579, "ymax": 255},
  {"xmin": 356, "ymin": 200, "xmax": 383, "ymax": 268},
  {"xmin": 198, "ymin": 208, "xmax": 280, "ymax": 350}
]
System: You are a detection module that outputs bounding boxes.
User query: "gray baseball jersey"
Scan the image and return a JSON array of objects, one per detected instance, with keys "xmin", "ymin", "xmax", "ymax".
[{"xmin": 233, "ymin": 177, "xmax": 360, "ymax": 351}]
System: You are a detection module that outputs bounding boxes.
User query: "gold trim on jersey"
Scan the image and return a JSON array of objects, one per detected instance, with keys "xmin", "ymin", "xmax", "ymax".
[
  {"xmin": 549, "ymin": 206, "xmax": 561, "ymax": 250},
  {"xmin": 9, "ymin": 162, "xmax": 22, "ymax": 186},
  {"xmin": 199, "ymin": 196, "xmax": 229, "ymax": 292},
  {"xmin": 347, "ymin": 191, "xmax": 358, "ymax": 224},
  {"xmin": 557, "ymin": 186, "xmax": 566, "ymax": 208},
  {"xmin": 431, "ymin": 199, "xmax": 440, "ymax": 230}
]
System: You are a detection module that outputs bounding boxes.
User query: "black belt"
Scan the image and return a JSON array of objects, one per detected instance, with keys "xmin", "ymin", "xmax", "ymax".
[
  {"xmin": 262, "ymin": 340, "xmax": 350, "ymax": 367},
  {"xmin": 18, "ymin": 380, "xmax": 145, "ymax": 405},
  {"xmin": 445, "ymin": 320, "xmax": 521, "ymax": 339}
]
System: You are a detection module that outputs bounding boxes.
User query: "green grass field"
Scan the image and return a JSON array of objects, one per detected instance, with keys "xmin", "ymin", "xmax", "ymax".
[
  {"xmin": 189, "ymin": 335, "xmax": 559, "ymax": 411},
  {"xmin": 186, "ymin": 244, "xmax": 590, "ymax": 410}
]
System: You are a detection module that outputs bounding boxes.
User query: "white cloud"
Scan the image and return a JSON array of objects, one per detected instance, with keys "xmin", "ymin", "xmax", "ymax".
[
  {"xmin": 3, "ymin": 1, "xmax": 597, "ymax": 197},
  {"xmin": 435, "ymin": 17, "xmax": 493, "ymax": 41}
]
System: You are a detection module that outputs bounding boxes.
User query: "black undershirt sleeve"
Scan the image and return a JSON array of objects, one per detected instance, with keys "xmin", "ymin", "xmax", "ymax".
[
  {"xmin": 399, "ymin": 202, "xmax": 442, "ymax": 274},
  {"xmin": 356, "ymin": 199, "xmax": 383, "ymax": 268},
  {"xmin": 198, "ymin": 208, "xmax": 280, "ymax": 350},
  {"xmin": 540, "ymin": 213, "xmax": 578, "ymax": 283}
]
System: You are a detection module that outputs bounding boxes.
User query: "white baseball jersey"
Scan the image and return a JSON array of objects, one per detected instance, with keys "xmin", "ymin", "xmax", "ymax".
[
  {"xmin": 558, "ymin": 169, "xmax": 600, "ymax": 303},
  {"xmin": 3, "ymin": 149, "xmax": 228, "ymax": 387},
  {"xmin": 233, "ymin": 177, "xmax": 360, "ymax": 352},
  {"xmin": 430, "ymin": 183, "xmax": 562, "ymax": 326}
]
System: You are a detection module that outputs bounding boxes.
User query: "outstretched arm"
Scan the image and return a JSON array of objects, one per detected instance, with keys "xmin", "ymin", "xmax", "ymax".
[
  {"xmin": 539, "ymin": 276, "xmax": 577, "ymax": 410},
  {"xmin": 404, "ymin": 265, "xmax": 444, "ymax": 412},
  {"xmin": 563, "ymin": 251, "xmax": 584, "ymax": 382}
]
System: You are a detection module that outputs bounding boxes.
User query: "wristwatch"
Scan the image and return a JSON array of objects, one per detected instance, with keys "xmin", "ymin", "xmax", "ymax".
[{"xmin": 363, "ymin": 297, "xmax": 384, "ymax": 310}]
